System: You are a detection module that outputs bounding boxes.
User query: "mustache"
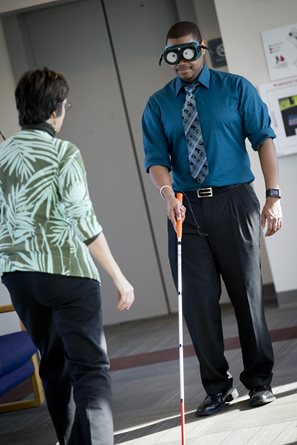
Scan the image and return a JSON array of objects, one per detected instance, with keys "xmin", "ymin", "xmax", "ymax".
[{"xmin": 176, "ymin": 64, "xmax": 191, "ymax": 70}]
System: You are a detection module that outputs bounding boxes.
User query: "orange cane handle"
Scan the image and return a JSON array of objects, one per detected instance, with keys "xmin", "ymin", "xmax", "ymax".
[{"xmin": 176, "ymin": 193, "xmax": 183, "ymax": 239}]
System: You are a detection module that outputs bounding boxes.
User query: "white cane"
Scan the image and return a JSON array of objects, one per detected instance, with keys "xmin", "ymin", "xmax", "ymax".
[{"xmin": 176, "ymin": 192, "xmax": 185, "ymax": 445}]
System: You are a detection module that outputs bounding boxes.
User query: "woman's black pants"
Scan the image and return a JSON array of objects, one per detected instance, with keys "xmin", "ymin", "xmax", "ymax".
[
  {"xmin": 168, "ymin": 184, "xmax": 274, "ymax": 395},
  {"xmin": 2, "ymin": 272, "xmax": 113, "ymax": 445}
]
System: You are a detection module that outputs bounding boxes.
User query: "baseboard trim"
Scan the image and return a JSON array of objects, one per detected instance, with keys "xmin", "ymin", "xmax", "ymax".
[
  {"xmin": 276, "ymin": 289, "xmax": 297, "ymax": 307},
  {"xmin": 263, "ymin": 283, "xmax": 277, "ymax": 301}
]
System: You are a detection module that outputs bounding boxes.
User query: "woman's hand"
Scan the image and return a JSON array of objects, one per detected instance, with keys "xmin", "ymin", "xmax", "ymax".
[
  {"xmin": 113, "ymin": 275, "xmax": 135, "ymax": 311},
  {"xmin": 88, "ymin": 233, "xmax": 135, "ymax": 310}
]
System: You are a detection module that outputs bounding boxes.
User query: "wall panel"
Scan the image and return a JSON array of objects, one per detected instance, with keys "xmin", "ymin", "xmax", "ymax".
[{"xmin": 2, "ymin": 0, "xmax": 172, "ymax": 324}]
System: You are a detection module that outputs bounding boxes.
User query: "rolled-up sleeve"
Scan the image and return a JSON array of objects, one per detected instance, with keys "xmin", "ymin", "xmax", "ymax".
[
  {"xmin": 142, "ymin": 97, "xmax": 172, "ymax": 173},
  {"xmin": 58, "ymin": 143, "xmax": 102, "ymax": 243},
  {"xmin": 238, "ymin": 78, "xmax": 276, "ymax": 150}
]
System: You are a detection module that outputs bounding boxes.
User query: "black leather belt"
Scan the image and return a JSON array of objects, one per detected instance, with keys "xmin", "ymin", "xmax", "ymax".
[{"xmin": 184, "ymin": 184, "xmax": 242, "ymax": 198}]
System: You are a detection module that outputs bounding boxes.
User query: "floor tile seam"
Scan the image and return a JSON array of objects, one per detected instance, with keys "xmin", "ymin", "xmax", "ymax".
[{"xmin": 110, "ymin": 325, "xmax": 297, "ymax": 371}]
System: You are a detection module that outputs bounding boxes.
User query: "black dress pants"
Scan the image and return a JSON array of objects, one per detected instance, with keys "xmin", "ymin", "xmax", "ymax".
[
  {"xmin": 168, "ymin": 183, "xmax": 274, "ymax": 395},
  {"xmin": 2, "ymin": 272, "xmax": 113, "ymax": 445}
]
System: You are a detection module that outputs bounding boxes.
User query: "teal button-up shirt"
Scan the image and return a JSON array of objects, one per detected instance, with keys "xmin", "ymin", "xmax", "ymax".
[{"xmin": 142, "ymin": 65, "xmax": 276, "ymax": 191}]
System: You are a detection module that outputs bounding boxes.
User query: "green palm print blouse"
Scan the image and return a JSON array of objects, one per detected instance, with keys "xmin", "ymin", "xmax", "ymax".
[{"xmin": 0, "ymin": 126, "xmax": 101, "ymax": 281}]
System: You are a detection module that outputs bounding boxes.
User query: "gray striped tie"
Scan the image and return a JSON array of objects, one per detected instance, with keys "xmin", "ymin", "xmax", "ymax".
[{"xmin": 182, "ymin": 83, "xmax": 208, "ymax": 183}]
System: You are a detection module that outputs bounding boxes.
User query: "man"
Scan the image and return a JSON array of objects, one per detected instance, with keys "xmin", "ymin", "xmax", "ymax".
[{"xmin": 142, "ymin": 21, "xmax": 283, "ymax": 416}]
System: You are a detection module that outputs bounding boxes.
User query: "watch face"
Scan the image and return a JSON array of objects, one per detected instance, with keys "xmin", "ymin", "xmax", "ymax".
[{"xmin": 266, "ymin": 188, "xmax": 281, "ymax": 198}]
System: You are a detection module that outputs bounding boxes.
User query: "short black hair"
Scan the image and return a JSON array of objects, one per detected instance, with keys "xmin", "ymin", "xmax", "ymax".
[
  {"xmin": 15, "ymin": 67, "xmax": 69, "ymax": 126},
  {"xmin": 166, "ymin": 21, "xmax": 202, "ymax": 43}
]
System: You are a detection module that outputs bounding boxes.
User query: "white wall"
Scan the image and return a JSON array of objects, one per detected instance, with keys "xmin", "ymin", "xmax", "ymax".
[{"xmin": 213, "ymin": 0, "xmax": 297, "ymax": 303}]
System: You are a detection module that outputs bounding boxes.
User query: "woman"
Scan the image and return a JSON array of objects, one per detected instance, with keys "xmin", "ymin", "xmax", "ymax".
[{"xmin": 0, "ymin": 68, "xmax": 134, "ymax": 445}]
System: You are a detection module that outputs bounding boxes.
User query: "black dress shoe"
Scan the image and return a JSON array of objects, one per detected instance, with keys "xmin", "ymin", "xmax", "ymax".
[
  {"xmin": 249, "ymin": 384, "xmax": 276, "ymax": 407},
  {"xmin": 196, "ymin": 387, "xmax": 238, "ymax": 417}
]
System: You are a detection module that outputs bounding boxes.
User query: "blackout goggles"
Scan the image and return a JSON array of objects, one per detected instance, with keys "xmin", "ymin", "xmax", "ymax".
[{"xmin": 159, "ymin": 41, "xmax": 207, "ymax": 66}]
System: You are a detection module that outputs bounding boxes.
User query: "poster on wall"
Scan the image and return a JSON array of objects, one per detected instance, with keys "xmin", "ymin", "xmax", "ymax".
[
  {"xmin": 261, "ymin": 24, "xmax": 297, "ymax": 81},
  {"xmin": 259, "ymin": 77, "xmax": 297, "ymax": 157}
]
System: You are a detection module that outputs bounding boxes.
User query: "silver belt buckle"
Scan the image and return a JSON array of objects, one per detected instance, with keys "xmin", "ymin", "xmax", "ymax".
[{"xmin": 197, "ymin": 187, "xmax": 213, "ymax": 198}]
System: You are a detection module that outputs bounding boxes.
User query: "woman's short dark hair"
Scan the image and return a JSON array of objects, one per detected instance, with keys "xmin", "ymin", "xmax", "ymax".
[
  {"xmin": 166, "ymin": 21, "xmax": 202, "ymax": 43},
  {"xmin": 15, "ymin": 67, "xmax": 69, "ymax": 126}
]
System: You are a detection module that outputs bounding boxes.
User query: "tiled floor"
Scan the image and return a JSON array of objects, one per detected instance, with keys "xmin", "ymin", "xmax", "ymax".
[
  {"xmin": 110, "ymin": 302, "xmax": 297, "ymax": 444},
  {"xmin": 1, "ymin": 301, "xmax": 297, "ymax": 445}
]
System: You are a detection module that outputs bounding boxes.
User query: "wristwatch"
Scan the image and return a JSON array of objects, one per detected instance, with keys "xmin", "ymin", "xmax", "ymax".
[{"xmin": 266, "ymin": 188, "xmax": 281, "ymax": 198}]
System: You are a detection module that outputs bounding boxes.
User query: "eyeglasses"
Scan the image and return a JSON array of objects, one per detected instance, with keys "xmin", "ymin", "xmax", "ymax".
[
  {"xmin": 0, "ymin": 130, "xmax": 6, "ymax": 141},
  {"xmin": 159, "ymin": 41, "xmax": 208, "ymax": 66},
  {"xmin": 64, "ymin": 100, "xmax": 72, "ymax": 111}
]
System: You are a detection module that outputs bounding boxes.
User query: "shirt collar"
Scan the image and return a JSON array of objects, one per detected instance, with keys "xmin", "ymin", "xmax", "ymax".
[
  {"xmin": 175, "ymin": 65, "xmax": 210, "ymax": 96},
  {"xmin": 21, "ymin": 122, "xmax": 56, "ymax": 137}
]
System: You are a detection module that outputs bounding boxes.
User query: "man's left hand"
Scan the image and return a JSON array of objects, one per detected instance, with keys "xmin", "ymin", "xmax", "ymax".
[{"xmin": 260, "ymin": 198, "xmax": 283, "ymax": 236}]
